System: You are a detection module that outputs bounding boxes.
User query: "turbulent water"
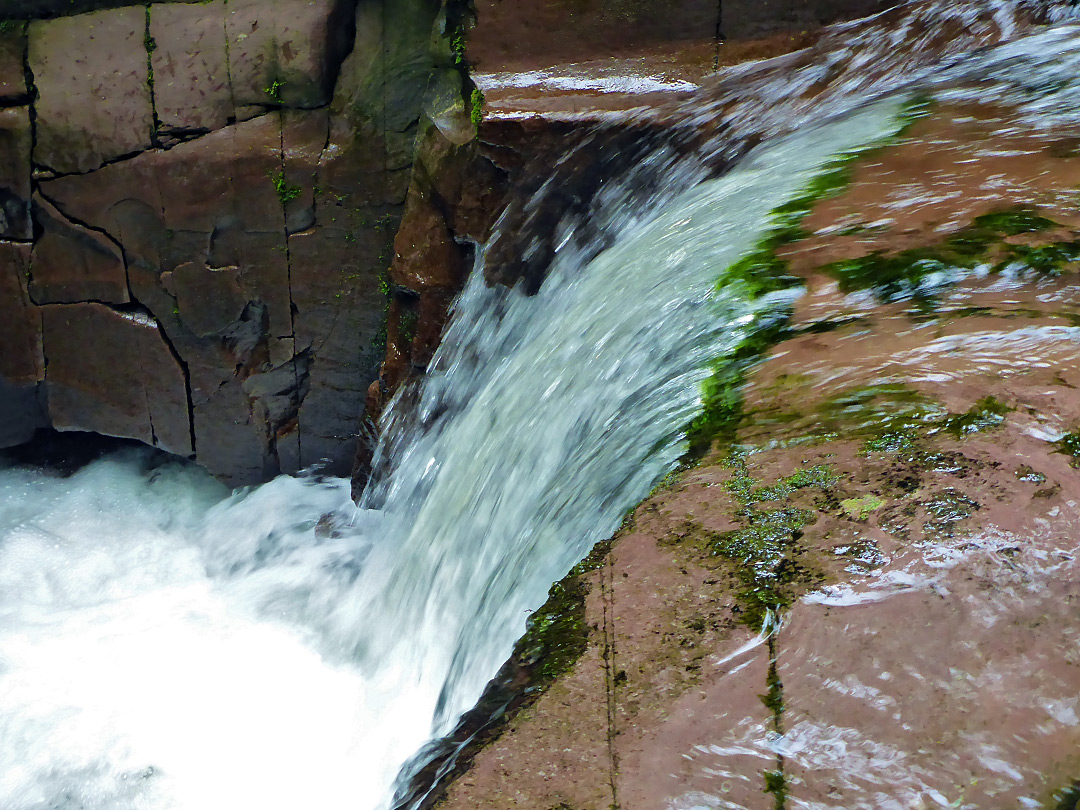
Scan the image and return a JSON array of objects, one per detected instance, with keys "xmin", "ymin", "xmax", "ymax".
[{"xmin": 3, "ymin": 3, "xmax": 1080, "ymax": 809}]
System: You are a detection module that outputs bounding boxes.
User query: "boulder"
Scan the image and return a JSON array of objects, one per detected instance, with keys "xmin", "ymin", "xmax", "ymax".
[
  {"xmin": 29, "ymin": 193, "xmax": 129, "ymax": 304},
  {"xmin": 28, "ymin": 7, "xmax": 153, "ymax": 174},
  {"xmin": 149, "ymin": 0, "xmax": 233, "ymax": 133},
  {"xmin": 41, "ymin": 302, "xmax": 191, "ymax": 456},
  {"xmin": 0, "ymin": 104, "xmax": 30, "ymax": 239}
]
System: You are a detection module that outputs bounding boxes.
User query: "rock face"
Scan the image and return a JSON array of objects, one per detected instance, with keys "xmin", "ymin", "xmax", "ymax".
[
  {"xmin": 422, "ymin": 36, "xmax": 1080, "ymax": 806},
  {"xmin": 0, "ymin": 0, "xmax": 454, "ymax": 485}
]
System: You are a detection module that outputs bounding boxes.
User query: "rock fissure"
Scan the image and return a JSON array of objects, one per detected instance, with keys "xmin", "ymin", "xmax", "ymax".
[{"xmin": 149, "ymin": 306, "xmax": 197, "ymax": 457}]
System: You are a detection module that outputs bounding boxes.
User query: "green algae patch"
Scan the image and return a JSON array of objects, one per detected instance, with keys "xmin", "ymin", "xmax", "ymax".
[
  {"xmin": 840, "ymin": 495, "xmax": 885, "ymax": 520},
  {"xmin": 1054, "ymin": 432, "xmax": 1080, "ymax": 468},
  {"xmin": 938, "ymin": 396, "xmax": 1012, "ymax": 438},
  {"xmin": 820, "ymin": 206, "xmax": 1080, "ymax": 303},
  {"xmin": 709, "ymin": 453, "xmax": 835, "ymax": 628},
  {"xmin": 515, "ymin": 576, "xmax": 590, "ymax": 684}
]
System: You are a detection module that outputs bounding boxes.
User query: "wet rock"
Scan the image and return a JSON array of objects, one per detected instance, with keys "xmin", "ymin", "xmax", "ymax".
[
  {"xmin": 0, "ymin": 105, "xmax": 31, "ymax": 239},
  {"xmin": 29, "ymin": 193, "xmax": 129, "ymax": 304},
  {"xmin": 722, "ymin": 0, "xmax": 893, "ymax": 40},
  {"xmin": 41, "ymin": 302, "xmax": 191, "ymax": 456},
  {"xmin": 149, "ymin": 0, "xmax": 233, "ymax": 133},
  {"xmin": 289, "ymin": 225, "xmax": 389, "ymax": 474},
  {"xmin": 28, "ymin": 7, "xmax": 154, "ymax": 174},
  {"xmin": 390, "ymin": 179, "xmax": 466, "ymax": 291},
  {"xmin": 0, "ymin": 25, "xmax": 26, "ymax": 102}
]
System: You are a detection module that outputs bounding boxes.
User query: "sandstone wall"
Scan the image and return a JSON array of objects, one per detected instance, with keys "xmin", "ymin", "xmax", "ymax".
[{"xmin": 0, "ymin": 0, "xmax": 472, "ymax": 485}]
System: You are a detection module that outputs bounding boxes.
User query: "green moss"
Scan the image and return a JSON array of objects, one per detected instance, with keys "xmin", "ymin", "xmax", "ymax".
[
  {"xmin": 1050, "ymin": 780, "xmax": 1080, "ymax": 810},
  {"xmin": 265, "ymin": 79, "xmax": 284, "ymax": 104},
  {"xmin": 1054, "ymin": 432, "xmax": 1080, "ymax": 468},
  {"xmin": 938, "ymin": 396, "xmax": 1012, "ymax": 438},
  {"xmin": 763, "ymin": 768, "xmax": 788, "ymax": 810},
  {"xmin": 399, "ymin": 309, "xmax": 419, "ymax": 344},
  {"xmin": 0, "ymin": 20, "xmax": 26, "ymax": 33},
  {"xmin": 820, "ymin": 207, "xmax": 1080, "ymax": 302},
  {"xmin": 470, "ymin": 86, "xmax": 484, "ymax": 129},
  {"xmin": 515, "ymin": 576, "xmax": 589, "ymax": 684},
  {"xmin": 710, "ymin": 454, "xmax": 833, "ymax": 628},
  {"xmin": 270, "ymin": 171, "xmax": 301, "ymax": 205},
  {"xmin": 840, "ymin": 495, "xmax": 885, "ymax": 520}
]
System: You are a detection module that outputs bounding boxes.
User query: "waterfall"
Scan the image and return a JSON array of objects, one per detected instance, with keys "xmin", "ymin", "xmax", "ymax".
[{"xmin": 3, "ymin": 6, "xmax": 1080, "ymax": 810}]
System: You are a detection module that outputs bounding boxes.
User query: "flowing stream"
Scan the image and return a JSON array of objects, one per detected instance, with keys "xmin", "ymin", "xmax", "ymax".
[{"xmin": 3, "ymin": 4, "xmax": 1080, "ymax": 809}]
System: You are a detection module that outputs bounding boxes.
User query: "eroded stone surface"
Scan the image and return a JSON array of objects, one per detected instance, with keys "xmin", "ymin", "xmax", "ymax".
[{"xmin": 29, "ymin": 7, "xmax": 153, "ymax": 174}]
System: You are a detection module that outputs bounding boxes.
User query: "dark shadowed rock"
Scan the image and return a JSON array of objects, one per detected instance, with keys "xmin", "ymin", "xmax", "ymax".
[
  {"xmin": 289, "ymin": 225, "xmax": 389, "ymax": 474},
  {"xmin": 42, "ymin": 302, "xmax": 191, "ymax": 456},
  {"xmin": 0, "ymin": 25, "xmax": 26, "ymax": 101},
  {"xmin": 29, "ymin": 7, "xmax": 153, "ymax": 174},
  {"xmin": 29, "ymin": 193, "xmax": 129, "ymax": 304},
  {"xmin": 0, "ymin": 241, "xmax": 41, "ymax": 384},
  {"xmin": 0, "ymin": 104, "xmax": 30, "ymax": 239}
]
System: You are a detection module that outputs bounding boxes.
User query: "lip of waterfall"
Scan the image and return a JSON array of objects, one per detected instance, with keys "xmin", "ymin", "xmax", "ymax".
[
  {"xmin": 480, "ymin": 0, "xmax": 1080, "ymax": 295},
  {"xmin": 4, "ymin": 7, "xmax": 1080, "ymax": 810}
]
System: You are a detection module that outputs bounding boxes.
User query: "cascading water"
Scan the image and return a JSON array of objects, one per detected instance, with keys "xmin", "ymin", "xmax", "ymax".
[{"xmin": 3, "ymin": 4, "xmax": 1080, "ymax": 809}]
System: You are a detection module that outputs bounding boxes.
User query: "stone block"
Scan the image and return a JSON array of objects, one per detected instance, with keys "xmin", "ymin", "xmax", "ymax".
[
  {"xmin": 29, "ymin": 193, "xmax": 129, "ymax": 304},
  {"xmin": 150, "ymin": 0, "xmax": 233, "ymax": 132},
  {"xmin": 225, "ymin": 0, "xmax": 353, "ymax": 110},
  {"xmin": 29, "ymin": 7, "xmax": 154, "ymax": 174},
  {"xmin": 0, "ymin": 241, "xmax": 41, "ymax": 383},
  {"xmin": 0, "ymin": 105, "xmax": 31, "ymax": 239},
  {"xmin": 42, "ymin": 302, "xmax": 192, "ymax": 456},
  {"xmin": 0, "ymin": 25, "xmax": 26, "ymax": 101}
]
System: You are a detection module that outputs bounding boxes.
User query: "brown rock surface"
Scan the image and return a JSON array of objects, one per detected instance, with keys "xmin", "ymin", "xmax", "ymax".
[
  {"xmin": 28, "ymin": 7, "xmax": 153, "ymax": 173},
  {"xmin": 149, "ymin": 0, "xmax": 233, "ymax": 133},
  {"xmin": 42, "ymin": 302, "xmax": 191, "ymax": 456},
  {"xmin": 29, "ymin": 193, "xmax": 129, "ymax": 304},
  {"xmin": 224, "ymin": 0, "xmax": 353, "ymax": 110}
]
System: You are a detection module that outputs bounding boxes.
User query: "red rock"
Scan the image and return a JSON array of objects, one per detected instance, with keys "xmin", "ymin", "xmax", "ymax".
[
  {"xmin": 225, "ymin": 0, "xmax": 353, "ymax": 110},
  {"xmin": 28, "ymin": 7, "xmax": 153, "ymax": 173},
  {"xmin": 29, "ymin": 193, "xmax": 129, "ymax": 304},
  {"xmin": 42, "ymin": 302, "xmax": 191, "ymax": 456},
  {"xmin": 0, "ymin": 104, "xmax": 31, "ymax": 239},
  {"xmin": 150, "ymin": 0, "xmax": 234, "ymax": 132},
  {"xmin": 390, "ymin": 180, "xmax": 466, "ymax": 290}
]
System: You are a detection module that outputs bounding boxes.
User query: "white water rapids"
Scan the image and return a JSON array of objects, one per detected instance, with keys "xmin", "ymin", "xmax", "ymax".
[
  {"xmin": 4, "ymin": 5, "xmax": 1080, "ymax": 807},
  {"xmin": 0, "ymin": 100, "xmax": 903, "ymax": 809}
]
